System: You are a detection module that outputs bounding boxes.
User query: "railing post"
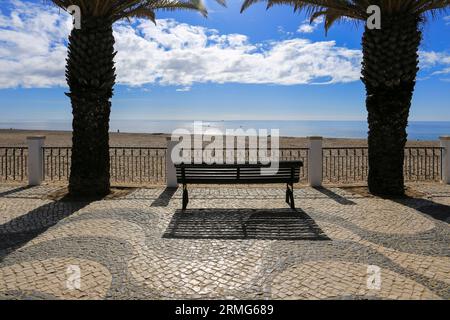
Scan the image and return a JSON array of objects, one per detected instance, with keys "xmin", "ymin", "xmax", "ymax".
[
  {"xmin": 27, "ymin": 136, "xmax": 45, "ymax": 186},
  {"xmin": 440, "ymin": 136, "xmax": 450, "ymax": 184},
  {"xmin": 166, "ymin": 137, "xmax": 178, "ymax": 187},
  {"xmin": 308, "ymin": 136, "xmax": 323, "ymax": 187}
]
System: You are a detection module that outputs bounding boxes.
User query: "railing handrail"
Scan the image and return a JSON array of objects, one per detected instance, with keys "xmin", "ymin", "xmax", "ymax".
[
  {"xmin": 322, "ymin": 147, "xmax": 368, "ymax": 150},
  {"xmin": 41, "ymin": 146, "xmax": 167, "ymax": 150},
  {"xmin": 0, "ymin": 146, "xmax": 28, "ymax": 149},
  {"xmin": 4, "ymin": 146, "xmax": 442, "ymax": 151},
  {"xmin": 404, "ymin": 146, "xmax": 443, "ymax": 150},
  {"xmin": 322, "ymin": 146, "xmax": 443, "ymax": 150}
]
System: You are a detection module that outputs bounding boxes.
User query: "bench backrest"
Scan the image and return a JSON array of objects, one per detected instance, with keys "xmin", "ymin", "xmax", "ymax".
[{"xmin": 175, "ymin": 161, "xmax": 303, "ymax": 184}]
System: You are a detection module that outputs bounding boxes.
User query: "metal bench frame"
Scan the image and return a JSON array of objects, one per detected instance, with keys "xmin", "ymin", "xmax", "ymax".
[{"xmin": 175, "ymin": 161, "xmax": 303, "ymax": 210}]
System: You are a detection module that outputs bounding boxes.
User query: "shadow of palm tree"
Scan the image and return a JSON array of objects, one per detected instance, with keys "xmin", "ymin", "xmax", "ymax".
[
  {"xmin": 163, "ymin": 208, "xmax": 330, "ymax": 240},
  {"xmin": 0, "ymin": 196, "xmax": 94, "ymax": 261},
  {"xmin": 392, "ymin": 196, "xmax": 450, "ymax": 223},
  {"xmin": 338, "ymin": 185, "xmax": 449, "ymax": 223}
]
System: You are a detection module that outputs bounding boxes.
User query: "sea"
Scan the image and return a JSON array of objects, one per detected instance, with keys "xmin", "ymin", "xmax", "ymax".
[{"xmin": 1, "ymin": 120, "xmax": 449, "ymax": 141}]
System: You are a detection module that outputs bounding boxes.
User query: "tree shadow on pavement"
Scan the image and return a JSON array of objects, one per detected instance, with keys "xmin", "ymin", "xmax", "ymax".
[
  {"xmin": 392, "ymin": 197, "xmax": 450, "ymax": 223},
  {"xmin": 0, "ymin": 195, "xmax": 95, "ymax": 262},
  {"xmin": 344, "ymin": 185, "xmax": 450, "ymax": 223}
]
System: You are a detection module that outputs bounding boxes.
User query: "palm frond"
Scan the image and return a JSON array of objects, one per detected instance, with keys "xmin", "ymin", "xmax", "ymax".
[
  {"xmin": 241, "ymin": 0, "xmax": 450, "ymax": 32},
  {"xmin": 146, "ymin": 0, "xmax": 208, "ymax": 18},
  {"xmin": 49, "ymin": 0, "xmax": 227, "ymax": 22},
  {"xmin": 241, "ymin": 0, "xmax": 264, "ymax": 12}
]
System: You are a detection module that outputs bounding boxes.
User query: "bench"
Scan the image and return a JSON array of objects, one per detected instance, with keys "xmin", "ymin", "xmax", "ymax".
[{"xmin": 175, "ymin": 161, "xmax": 303, "ymax": 210}]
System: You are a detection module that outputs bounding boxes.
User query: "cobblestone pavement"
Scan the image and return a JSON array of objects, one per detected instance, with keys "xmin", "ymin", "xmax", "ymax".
[{"xmin": 0, "ymin": 183, "xmax": 448, "ymax": 300}]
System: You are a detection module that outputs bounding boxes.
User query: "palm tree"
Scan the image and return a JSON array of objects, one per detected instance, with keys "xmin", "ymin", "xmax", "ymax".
[
  {"xmin": 50, "ymin": 0, "xmax": 226, "ymax": 197},
  {"xmin": 241, "ymin": 0, "xmax": 449, "ymax": 196}
]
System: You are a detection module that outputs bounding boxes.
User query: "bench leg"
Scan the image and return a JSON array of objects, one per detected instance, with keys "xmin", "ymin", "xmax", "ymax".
[
  {"xmin": 182, "ymin": 184, "xmax": 189, "ymax": 210},
  {"xmin": 286, "ymin": 183, "xmax": 295, "ymax": 209},
  {"xmin": 286, "ymin": 184, "xmax": 291, "ymax": 206},
  {"xmin": 289, "ymin": 184, "xmax": 295, "ymax": 209}
]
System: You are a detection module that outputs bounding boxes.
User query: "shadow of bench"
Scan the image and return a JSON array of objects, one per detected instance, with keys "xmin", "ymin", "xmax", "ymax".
[{"xmin": 163, "ymin": 208, "xmax": 329, "ymax": 240}]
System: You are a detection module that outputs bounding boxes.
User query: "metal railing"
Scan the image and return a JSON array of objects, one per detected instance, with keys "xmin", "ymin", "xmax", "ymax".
[
  {"xmin": 43, "ymin": 147, "xmax": 71, "ymax": 181},
  {"xmin": 1, "ymin": 145, "xmax": 444, "ymax": 185},
  {"xmin": 323, "ymin": 147, "xmax": 369, "ymax": 184},
  {"xmin": 0, "ymin": 147, "xmax": 28, "ymax": 182},
  {"xmin": 404, "ymin": 147, "xmax": 443, "ymax": 182},
  {"xmin": 323, "ymin": 147, "xmax": 443, "ymax": 184},
  {"xmin": 43, "ymin": 147, "xmax": 167, "ymax": 184},
  {"xmin": 110, "ymin": 147, "xmax": 166, "ymax": 184}
]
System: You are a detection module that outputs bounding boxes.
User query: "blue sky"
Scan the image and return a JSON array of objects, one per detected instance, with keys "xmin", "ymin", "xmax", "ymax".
[{"xmin": 0, "ymin": 0, "xmax": 449, "ymax": 122}]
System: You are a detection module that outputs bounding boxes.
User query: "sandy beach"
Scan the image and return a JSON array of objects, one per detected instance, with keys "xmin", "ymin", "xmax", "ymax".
[{"xmin": 0, "ymin": 129, "xmax": 439, "ymax": 148}]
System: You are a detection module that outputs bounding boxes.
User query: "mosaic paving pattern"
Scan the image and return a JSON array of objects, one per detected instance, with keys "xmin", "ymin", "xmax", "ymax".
[{"xmin": 0, "ymin": 183, "xmax": 449, "ymax": 300}]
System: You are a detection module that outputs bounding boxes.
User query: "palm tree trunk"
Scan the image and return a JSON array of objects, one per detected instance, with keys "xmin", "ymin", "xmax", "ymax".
[
  {"xmin": 361, "ymin": 15, "xmax": 421, "ymax": 196},
  {"xmin": 66, "ymin": 17, "xmax": 116, "ymax": 197}
]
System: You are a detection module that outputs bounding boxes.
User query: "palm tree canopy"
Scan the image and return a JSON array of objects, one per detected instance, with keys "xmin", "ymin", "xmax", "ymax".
[
  {"xmin": 51, "ymin": 0, "xmax": 226, "ymax": 22},
  {"xmin": 241, "ymin": 0, "xmax": 449, "ymax": 32}
]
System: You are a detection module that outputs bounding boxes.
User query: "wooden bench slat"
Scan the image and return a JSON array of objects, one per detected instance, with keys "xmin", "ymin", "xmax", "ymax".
[
  {"xmin": 176, "ymin": 162, "xmax": 302, "ymax": 183},
  {"xmin": 176, "ymin": 168, "xmax": 300, "ymax": 172},
  {"xmin": 177, "ymin": 176, "xmax": 299, "ymax": 180},
  {"xmin": 176, "ymin": 161, "xmax": 302, "ymax": 169},
  {"xmin": 182, "ymin": 179, "xmax": 300, "ymax": 184}
]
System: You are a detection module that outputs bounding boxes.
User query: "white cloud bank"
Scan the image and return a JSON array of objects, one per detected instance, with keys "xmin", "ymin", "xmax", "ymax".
[
  {"xmin": 114, "ymin": 18, "xmax": 362, "ymax": 87},
  {"xmin": 0, "ymin": 0, "xmax": 71, "ymax": 88},
  {"xmin": 0, "ymin": 0, "xmax": 448, "ymax": 89}
]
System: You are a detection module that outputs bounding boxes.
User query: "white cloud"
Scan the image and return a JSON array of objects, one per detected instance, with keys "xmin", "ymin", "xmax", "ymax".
[
  {"xmin": 0, "ymin": 0, "xmax": 72, "ymax": 88},
  {"xmin": 445, "ymin": 16, "xmax": 450, "ymax": 25},
  {"xmin": 0, "ymin": 1, "xmax": 448, "ymax": 90},
  {"xmin": 176, "ymin": 86, "xmax": 191, "ymax": 92},
  {"xmin": 277, "ymin": 26, "xmax": 293, "ymax": 37},
  {"xmin": 114, "ymin": 19, "xmax": 362, "ymax": 87},
  {"xmin": 297, "ymin": 24, "xmax": 315, "ymax": 33},
  {"xmin": 420, "ymin": 51, "xmax": 450, "ymax": 67},
  {"xmin": 420, "ymin": 51, "xmax": 450, "ymax": 76},
  {"xmin": 0, "ymin": 2, "xmax": 361, "ymax": 88},
  {"xmin": 297, "ymin": 17, "xmax": 324, "ymax": 34}
]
